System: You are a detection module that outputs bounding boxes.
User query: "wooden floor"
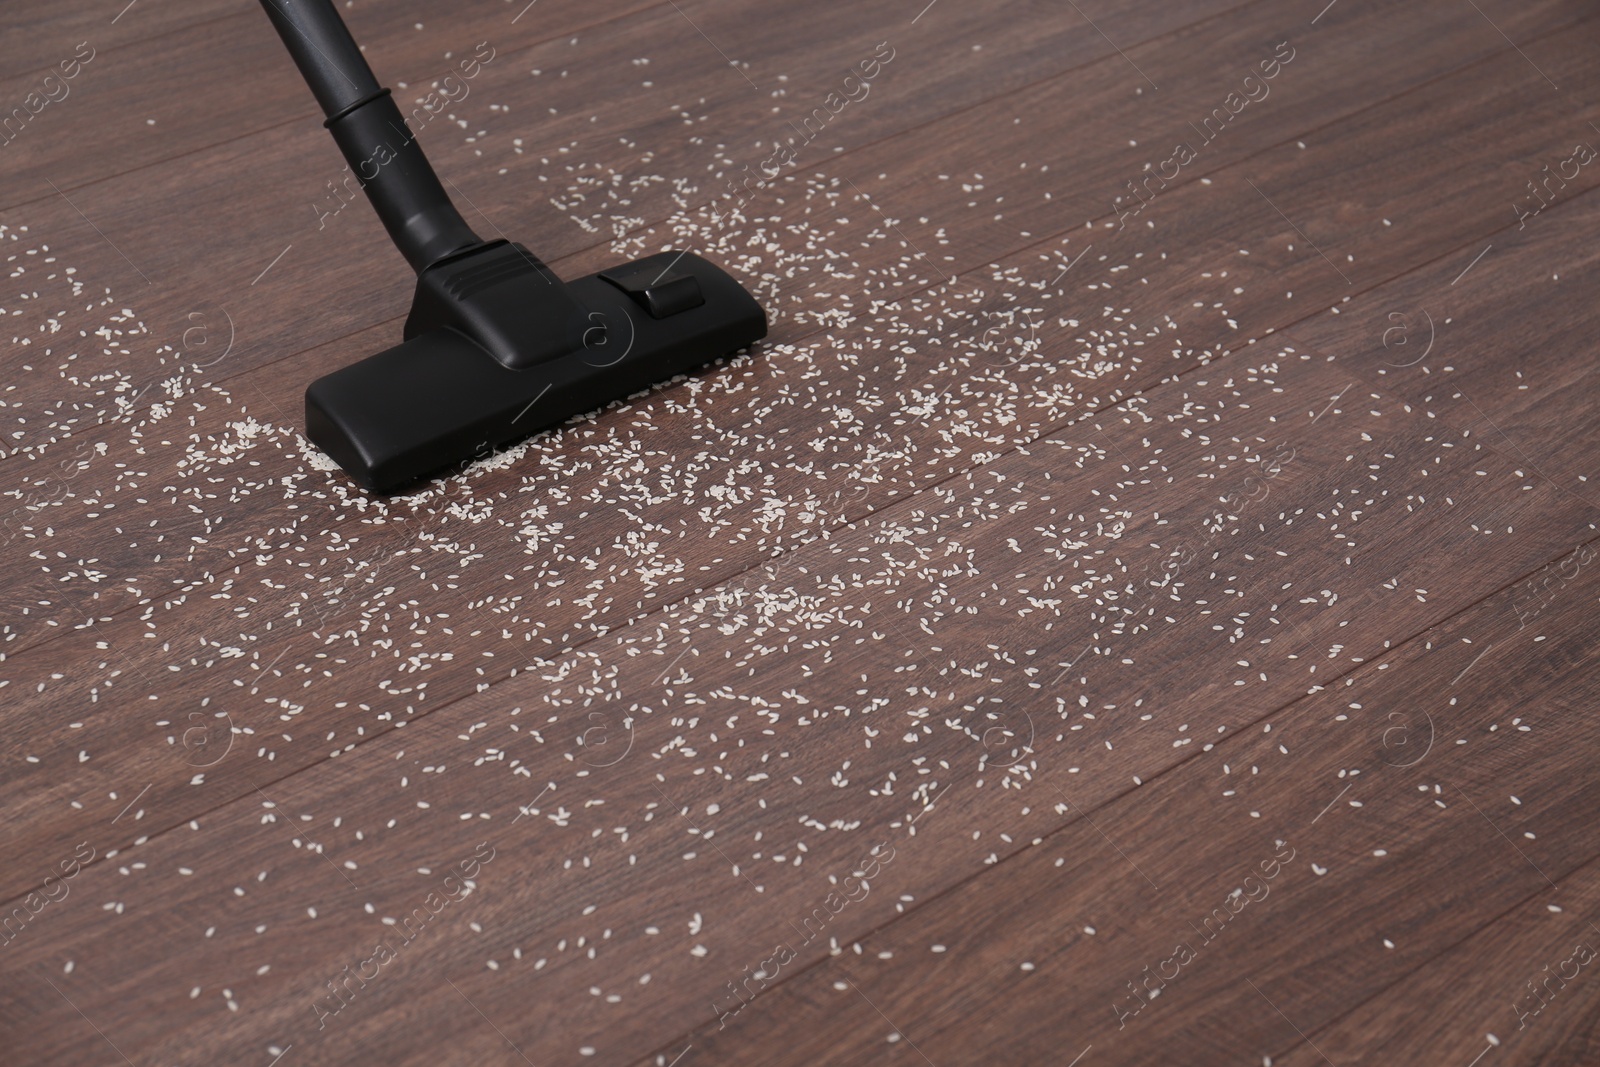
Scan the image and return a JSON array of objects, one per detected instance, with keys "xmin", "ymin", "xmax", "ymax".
[{"xmin": 3, "ymin": 0, "xmax": 1599, "ymax": 1063}]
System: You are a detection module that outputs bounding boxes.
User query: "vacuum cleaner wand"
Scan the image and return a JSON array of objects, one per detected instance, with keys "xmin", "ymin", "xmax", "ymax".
[{"xmin": 257, "ymin": 0, "xmax": 767, "ymax": 492}]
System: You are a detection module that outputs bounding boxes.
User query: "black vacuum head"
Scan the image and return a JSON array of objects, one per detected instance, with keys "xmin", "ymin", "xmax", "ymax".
[
  {"xmin": 307, "ymin": 247, "xmax": 765, "ymax": 492},
  {"xmin": 258, "ymin": 0, "xmax": 767, "ymax": 493}
]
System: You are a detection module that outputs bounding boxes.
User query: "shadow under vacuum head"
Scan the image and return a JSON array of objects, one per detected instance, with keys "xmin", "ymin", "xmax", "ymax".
[{"xmin": 259, "ymin": 0, "xmax": 767, "ymax": 493}]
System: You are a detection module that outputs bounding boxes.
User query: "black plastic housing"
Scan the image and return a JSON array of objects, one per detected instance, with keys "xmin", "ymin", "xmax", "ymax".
[
  {"xmin": 306, "ymin": 251, "xmax": 766, "ymax": 492},
  {"xmin": 404, "ymin": 240, "xmax": 589, "ymax": 369}
]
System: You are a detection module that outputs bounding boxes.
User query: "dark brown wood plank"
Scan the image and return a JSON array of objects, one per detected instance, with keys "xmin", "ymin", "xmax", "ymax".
[
  {"xmin": 1271, "ymin": 855, "xmax": 1600, "ymax": 1065},
  {"xmin": 0, "ymin": 0, "xmax": 236, "ymax": 83},
  {"xmin": 6, "ymin": 0, "xmax": 1587, "ymax": 643},
  {"xmin": 2, "ymin": 7, "xmax": 1596, "ymax": 929},
  {"xmin": 0, "ymin": 0, "xmax": 1282, "ymax": 465},
  {"xmin": 2, "ymin": 0, "xmax": 1585, "ymax": 453},
  {"xmin": 4, "ymin": 2, "xmax": 1600, "ymax": 1064},
  {"xmin": 1284, "ymin": 163, "xmax": 1600, "ymax": 498},
  {"xmin": 629, "ymin": 523, "xmax": 1600, "ymax": 1066},
  {"xmin": 0, "ymin": 0, "xmax": 666, "ymax": 205},
  {"xmin": 1, "ymin": 333, "xmax": 1592, "ymax": 1065}
]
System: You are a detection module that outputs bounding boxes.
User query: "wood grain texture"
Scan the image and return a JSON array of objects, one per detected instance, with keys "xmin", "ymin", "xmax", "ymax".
[
  {"xmin": 1285, "ymin": 162, "xmax": 1600, "ymax": 497},
  {"xmin": 660, "ymin": 526, "xmax": 1600, "ymax": 1065},
  {"xmin": 0, "ymin": 0, "xmax": 236, "ymax": 83},
  {"xmin": 2, "ymin": 1, "xmax": 1599, "ymax": 1065},
  {"xmin": 0, "ymin": 0, "xmax": 1269, "ymax": 432},
  {"xmin": 5, "ymin": 5, "xmax": 1596, "ymax": 893},
  {"xmin": 6, "ymin": 340, "xmax": 1596, "ymax": 1066},
  {"xmin": 0, "ymin": 0, "xmax": 681, "ymax": 204}
]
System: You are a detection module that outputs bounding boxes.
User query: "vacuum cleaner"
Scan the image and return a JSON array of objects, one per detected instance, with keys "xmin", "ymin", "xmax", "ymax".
[{"xmin": 257, "ymin": 0, "xmax": 768, "ymax": 492}]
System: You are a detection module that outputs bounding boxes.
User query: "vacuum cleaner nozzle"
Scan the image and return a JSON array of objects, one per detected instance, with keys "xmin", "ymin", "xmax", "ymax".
[
  {"xmin": 258, "ymin": 1, "xmax": 767, "ymax": 493},
  {"xmin": 307, "ymin": 248, "xmax": 764, "ymax": 491}
]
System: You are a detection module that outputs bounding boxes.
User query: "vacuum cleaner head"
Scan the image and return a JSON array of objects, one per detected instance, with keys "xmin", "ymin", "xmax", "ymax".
[
  {"xmin": 258, "ymin": 1, "xmax": 767, "ymax": 493},
  {"xmin": 308, "ymin": 246, "xmax": 764, "ymax": 491}
]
